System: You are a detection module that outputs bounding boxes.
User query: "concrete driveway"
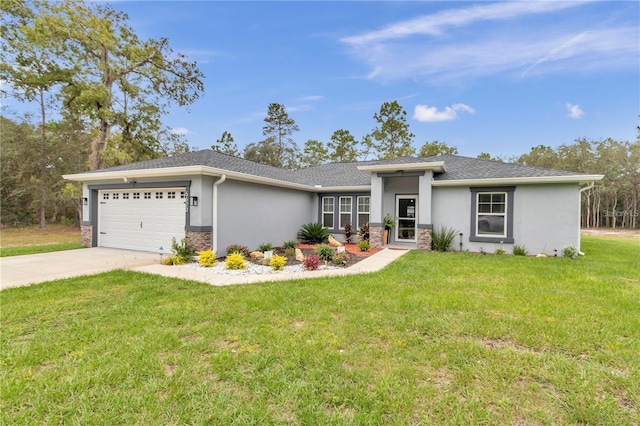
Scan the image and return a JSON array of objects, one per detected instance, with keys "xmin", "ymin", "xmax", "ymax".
[{"xmin": 0, "ymin": 247, "xmax": 160, "ymax": 290}]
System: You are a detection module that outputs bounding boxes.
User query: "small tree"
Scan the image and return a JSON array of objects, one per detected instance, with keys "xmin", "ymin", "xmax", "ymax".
[{"xmin": 365, "ymin": 101, "xmax": 415, "ymax": 159}]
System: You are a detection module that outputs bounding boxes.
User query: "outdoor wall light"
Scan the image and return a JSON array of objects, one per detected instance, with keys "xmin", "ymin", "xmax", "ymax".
[
  {"xmin": 190, "ymin": 196, "xmax": 198, "ymax": 207},
  {"xmin": 82, "ymin": 197, "xmax": 88, "ymax": 206}
]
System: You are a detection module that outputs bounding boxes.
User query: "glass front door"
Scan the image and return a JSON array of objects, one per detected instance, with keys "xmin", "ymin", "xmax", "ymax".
[{"xmin": 396, "ymin": 195, "xmax": 417, "ymax": 242}]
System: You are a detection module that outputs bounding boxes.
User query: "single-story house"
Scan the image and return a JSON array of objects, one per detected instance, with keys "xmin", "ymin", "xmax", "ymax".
[{"xmin": 63, "ymin": 150, "xmax": 603, "ymax": 255}]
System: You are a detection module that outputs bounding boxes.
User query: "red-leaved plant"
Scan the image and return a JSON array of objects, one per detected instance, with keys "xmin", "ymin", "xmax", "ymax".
[{"xmin": 303, "ymin": 254, "xmax": 322, "ymax": 271}]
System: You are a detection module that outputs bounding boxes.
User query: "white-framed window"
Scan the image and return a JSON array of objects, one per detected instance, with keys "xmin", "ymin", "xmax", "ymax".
[
  {"xmin": 122, "ymin": 193, "xmax": 129, "ymax": 200},
  {"xmin": 133, "ymin": 192, "xmax": 140, "ymax": 199},
  {"xmin": 476, "ymin": 192, "xmax": 506, "ymax": 237},
  {"xmin": 143, "ymin": 192, "xmax": 151, "ymax": 199},
  {"xmin": 113, "ymin": 193, "xmax": 119, "ymax": 200},
  {"xmin": 180, "ymin": 191, "xmax": 186, "ymax": 199},
  {"xmin": 339, "ymin": 196, "xmax": 352, "ymax": 229},
  {"xmin": 357, "ymin": 196, "xmax": 370, "ymax": 228},
  {"xmin": 322, "ymin": 197, "xmax": 335, "ymax": 229},
  {"xmin": 167, "ymin": 191, "xmax": 176, "ymax": 199},
  {"xmin": 155, "ymin": 192, "xmax": 163, "ymax": 199},
  {"xmin": 103, "ymin": 193, "xmax": 109, "ymax": 200}
]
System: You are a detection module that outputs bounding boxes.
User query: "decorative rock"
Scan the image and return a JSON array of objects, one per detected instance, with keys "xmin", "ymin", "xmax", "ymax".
[
  {"xmin": 250, "ymin": 251, "xmax": 264, "ymax": 259},
  {"xmin": 328, "ymin": 235, "xmax": 343, "ymax": 247},
  {"xmin": 295, "ymin": 248, "xmax": 305, "ymax": 262}
]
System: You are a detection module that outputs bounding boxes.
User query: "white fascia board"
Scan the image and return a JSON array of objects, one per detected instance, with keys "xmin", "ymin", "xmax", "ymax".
[
  {"xmin": 357, "ymin": 161, "xmax": 445, "ymax": 173},
  {"xmin": 63, "ymin": 166, "xmax": 315, "ymax": 191},
  {"xmin": 313, "ymin": 185, "xmax": 371, "ymax": 193},
  {"xmin": 432, "ymin": 174, "xmax": 604, "ymax": 187}
]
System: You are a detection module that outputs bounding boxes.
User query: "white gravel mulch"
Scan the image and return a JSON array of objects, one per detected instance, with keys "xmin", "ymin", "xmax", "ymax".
[{"xmin": 181, "ymin": 261, "xmax": 341, "ymax": 275}]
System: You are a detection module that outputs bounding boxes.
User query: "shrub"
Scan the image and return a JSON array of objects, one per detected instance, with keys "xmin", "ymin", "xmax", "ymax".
[
  {"xmin": 257, "ymin": 242, "xmax": 273, "ymax": 252},
  {"xmin": 343, "ymin": 223, "xmax": 353, "ymax": 244},
  {"xmin": 171, "ymin": 237, "xmax": 194, "ymax": 263},
  {"xmin": 332, "ymin": 251, "xmax": 348, "ymax": 265},
  {"xmin": 315, "ymin": 244, "xmax": 334, "ymax": 262},
  {"xmin": 358, "ymin": 240, "xmax": 370, "ymax": 252},
  {"xmin": 198, "ymin": 250, "xmax": 217, "ymax": 267},
  {"xmin": 284, "ymin": 247, "xmax": 295, "ymax": 258},
  {"xmin": 270, "ymin": 254, "xmax": 287, "ymax": 271},
  {"xmin": 358, "ymin": 223, "xmax": 370, "ymax": 242},
  {"xmin": 563, "ymin": 246, "xmax": 578, "ymax": 259},
  {"xmin": 283, "ymin": 240, "xmax": 298, "ymax": 249},
  {"xmin": 163, "ymin": 255, "xmax": 186, "ymax": 265},
  {"xmin": 225, "ymin": 252, "xmax": 246, "ymax": 270},
  {"xmin": 430, "ymin": 226, "xmax": 458, "ymax": 251},
  {"xmin": 298, "ymin": 222, "xmax": 329, "ymax": 244},
  {"xmin": 513, "ymin": 244, "xmax": 528, "ymax": 256},
  {"xmin": 226, "ymin": 244, "xmax": 249, "ymax": 257},
  {"xmin": 303, "ymin": 254, "xmax": 321, "ymax": 271}
]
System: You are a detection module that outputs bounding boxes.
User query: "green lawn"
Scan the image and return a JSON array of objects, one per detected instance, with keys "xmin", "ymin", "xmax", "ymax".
[
  {"xmin": 0, "ymin": 242, "xmax": 84, "ymax": 257},
  {"xmin": 1, "ymin": 236, "xmax": 638, "ymax": 424}
]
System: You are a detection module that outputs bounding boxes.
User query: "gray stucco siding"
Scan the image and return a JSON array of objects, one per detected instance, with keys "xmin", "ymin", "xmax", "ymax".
[
  {"xmin": 216, "ymin": 179, "xmax": 315, "ymax": 253},
  {"xmin": 432, "ymin": 184, "xmax": 581, "ymax": 255}
]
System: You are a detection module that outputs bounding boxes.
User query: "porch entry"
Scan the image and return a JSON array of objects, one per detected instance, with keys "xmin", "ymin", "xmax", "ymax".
[{"xmin": 395, "ymin": 195, "xmax": 417, "ymax": 242}]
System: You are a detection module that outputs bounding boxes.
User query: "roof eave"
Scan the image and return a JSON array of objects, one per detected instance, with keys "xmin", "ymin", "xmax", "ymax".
[
  {"xmin": 313, "ymin": 185, "xmax": 371, "ymax": 193},
  {"xmin": 63, "ymin": 166, "xmax": 316, "ymax": 192},
  {"xmin": 432, "ymin": 174, "xmax": 605, "ymax": 187},
  {"xmin": 357, "ymin": 161, "xmax": 445, "ymax": 173}
]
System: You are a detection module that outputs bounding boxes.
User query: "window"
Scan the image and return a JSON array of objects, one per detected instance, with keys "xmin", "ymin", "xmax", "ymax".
[
  {"xmin": 155, "ymin": 192, "xmax": 163, "ymax": 199},
  {"xmin": 357, "ymin": 196, "xmax": 370, "ymax": 228},
  {"xmin": 143, "ymin": 192, "xmax": 151, "ymax": 199},
  {"xmin": 113, "ymin": 193, "xmax": 119, "ymax": 200},
  {"xmin": 133, "ymin": 192, "xmax": 140, "ymax": 199},
  {"xmin": 122, "ymin": 193, "xmax": 129, "ymax": 199},
  {"xmin": 180, "ymin": 191, "xmax": 186, "ymax": 199},
  {"xmin": 322, "ymin": 197, "xmax": 335, "ymax": 229},
  {"xmin": 103, "ymin": 193, "xmax": 109, "ymax": 200},
  {"xmin": 167, "ymin": 191, "xmax": 176, "ymax": 199},
  {"xmin": 339, "ymin": 196, "xmax": 352, "ymax": 229},
  {"xmin": 470, "ymin": 187, "xmax": 514, "ymax": 243}
]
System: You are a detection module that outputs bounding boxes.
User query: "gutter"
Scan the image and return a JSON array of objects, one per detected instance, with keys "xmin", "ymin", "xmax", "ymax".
[
  {"xmin": 577, "ymin": 181, "xmax": 596, "ymax": 255},
  {"xmin": 212, "ymin": 175, "xmax": 226, "ymax": 254}
]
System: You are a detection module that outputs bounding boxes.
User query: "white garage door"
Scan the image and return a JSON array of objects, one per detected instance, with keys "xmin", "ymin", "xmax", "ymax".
[{"xmin": 98, "ymin": 188, "xmax": 187, "ymax": 252}]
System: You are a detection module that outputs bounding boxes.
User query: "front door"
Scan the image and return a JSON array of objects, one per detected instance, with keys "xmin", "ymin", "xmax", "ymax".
[{"xmin": 395, "ymin": 195, "xmax": 417, "ymax": 242}]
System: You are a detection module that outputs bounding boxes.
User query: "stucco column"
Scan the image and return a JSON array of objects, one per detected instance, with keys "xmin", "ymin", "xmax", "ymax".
[
  {"xmin": 370, "ymin": 174, "xmax": 383, "ymax": 224},
  {"xmin": 418, "ymin": 171, "xmax": 432, "ymax": 225}
]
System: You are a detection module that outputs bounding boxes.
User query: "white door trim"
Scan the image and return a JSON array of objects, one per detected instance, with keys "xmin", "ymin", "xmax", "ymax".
[{"xmin": 395, "ymin": 194, "xmax": 418, "ymax": 242}]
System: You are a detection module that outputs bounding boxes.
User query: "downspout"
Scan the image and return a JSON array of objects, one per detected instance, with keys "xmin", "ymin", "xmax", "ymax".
[
  {"xmin": 212, "ymin": 175, "xmax": 226, "ymax": 254},
  {"xmin": 578, "ymin": 182, "xmax": 595, "ymax": 255}
]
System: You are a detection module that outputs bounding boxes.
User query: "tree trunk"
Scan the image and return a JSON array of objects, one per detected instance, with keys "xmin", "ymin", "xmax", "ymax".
[{"xmin": 39, "ymin": 89, "xmax": 46, "ymax": 229}]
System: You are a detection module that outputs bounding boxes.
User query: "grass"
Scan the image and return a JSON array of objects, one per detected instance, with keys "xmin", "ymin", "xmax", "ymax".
[
  {"xmin": 0, "ymin": 224, "xmax": 83, "ymax": 257},
  {"xmin": 1, "ymin": 235, "xmax": 638, "ymax": 424}
]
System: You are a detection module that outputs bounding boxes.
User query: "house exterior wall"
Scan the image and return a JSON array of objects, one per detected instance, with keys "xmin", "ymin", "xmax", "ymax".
[
  {"xmin": 216, "ymin": 179, "xmax": 315, "ymax": 253},
  {"xmin": 381, "ymin": 176, "xmax": 419, "ymax": 245},
  {"xmin": 431, "ymin": 184, "xmax": 580, "ymax": 255}
]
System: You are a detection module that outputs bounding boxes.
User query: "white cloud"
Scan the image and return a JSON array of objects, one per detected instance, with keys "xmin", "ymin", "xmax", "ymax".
[
  {"xmin": 340, "ymin": 2, "xmax": 638, "ymax": 84},
  {"xmin": 300, "ymin": 95, "xmax": 324, "ymax": 101},
  {"xmin": 171, "ymin": 127, "xmax": 191, "ymax": 135},
  {"xmin": 413, "ymin": 103, "xmax": 475, "ymax": 122},
  {"xmin": 565, "ymin": 103, "xmax": 584, "ymax": 119}
]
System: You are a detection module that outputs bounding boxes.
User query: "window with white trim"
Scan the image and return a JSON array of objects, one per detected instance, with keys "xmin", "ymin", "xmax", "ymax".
[
  {"xmin": 339, "ymin": 196, "xmax": 352, "ymax": 229},
  {"xmin": 103, "ymin": 193, "xmax": 109, "ymax": 200},
  {"xmin": 476, "ymin": 192, "xmax": 506, "ymax": 237},
  {"xmin": 143, "ymin": 192, "xmax": 151, "ymax": 199},
  {"xmin": 133, "ymin": 192, "xmax": 140, "ymax": 199},
  {"xmin": 167, "ymin": 191, "xmax": 175, "ymax": 199},
  {"xmin": 113, "ymin": 193, "xmax": 119, "ymax": 200},
  {"xmin": 155, "ymin": 192, "xmax": 163, "ymax": 199},
  {"xmin": 122, "ymin": 193, "xmax": 129, "ymax": 199},
  {"xmin": 322, "ymin": 197, "xmax": 335, "ymax": 229},
  {"xmin": 357, "ymin": 196, "xmax": 370, "ymax": 228}
]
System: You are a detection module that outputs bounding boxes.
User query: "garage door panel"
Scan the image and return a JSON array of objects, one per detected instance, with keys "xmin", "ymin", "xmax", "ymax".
[{"xmin": 98, "ymin": 188, "xmax": 187, "ymax": 252}]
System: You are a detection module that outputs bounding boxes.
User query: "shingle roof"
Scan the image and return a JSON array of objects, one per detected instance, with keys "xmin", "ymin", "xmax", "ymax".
[{"xmin": 87, "ymin": 150, "xmax": 589, "ymax": 187}]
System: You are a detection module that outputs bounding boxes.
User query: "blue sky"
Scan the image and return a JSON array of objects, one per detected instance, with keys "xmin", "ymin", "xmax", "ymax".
[{"xmin": 11, "ymin": 1, "xmax": 640, "ymax": 159}]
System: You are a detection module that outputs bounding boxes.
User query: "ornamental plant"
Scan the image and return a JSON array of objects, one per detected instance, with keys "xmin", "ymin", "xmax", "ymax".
[
  {"xmin": 298, "ymin": 222, "xmax": 329, "ymax": 244},
  {"xmin": 358, "ymin": 240, "xmax": 370, "ymax": 252},
  {"xmin": 225, "ymin": 252, "xmax": 246, "ymax": 270},
  {"xmin": 303, "ymin": 254, "xmax": 321, "ymax": 271},
  {"xmin": 198, "ymin": 249, "xmax": 217, "ymax": 267},
  {"xmin": 512, "ymin": 244, "xmax": 529, "ymax": 256},
  {"xmin": 171, "ymin": 237, "xmax": 194, "ymax": 263},
  {"xmin": 430, "ymin": 226, "xmax": 458, "ymax": 252},
  {"xmin": 343, "ymin": 223, "xmax": 353, "ymax": 244},
  {"xmin": 269, "ymin": 254, "xmax": 287, "ymax": 271},
  {"xmin": 226, "ymin": 244, "xmax": 249, "ymax": 257},
  {"xmin": 257, "ymin": 242, "xmax": 273, "ymax": 252},
  {"xmin": 284, "ymin": 247, "xmax": 295, "ymax": 258},
  {"xmin": 283, "ymin": 240, "xmax": 298, "ymax": 249},
  {"xmin": 314, "ymin": 243, "xmax": 334, "ymax": 263},
  {"xmin": 332, "ymin": 251, "xmax": 348, "ymax": 265},
  {"xmin": 357, "ymin": 223, "xmax": 370, "ymax": 242}
]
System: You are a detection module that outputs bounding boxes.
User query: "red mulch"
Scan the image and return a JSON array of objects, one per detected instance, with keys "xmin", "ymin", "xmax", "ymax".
[{"xmin": 297, "ymin": 242, "xmax": 381, "ymax": 257}]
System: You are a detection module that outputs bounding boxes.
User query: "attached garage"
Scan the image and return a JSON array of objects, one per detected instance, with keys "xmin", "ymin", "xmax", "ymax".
[{"xmin": 97, "ymin": 188, "xmax": 187, "ymax": 252}]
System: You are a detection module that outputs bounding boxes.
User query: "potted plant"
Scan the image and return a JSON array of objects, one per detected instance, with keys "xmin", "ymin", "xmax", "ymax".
[{"xmin": 383, "ymin": 214, "xmax": 395, "ymax": 244}]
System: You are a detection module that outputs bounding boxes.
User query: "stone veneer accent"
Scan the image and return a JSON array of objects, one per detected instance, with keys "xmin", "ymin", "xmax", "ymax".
[
  {"xmin": 186, "ymin": 230, "xmax": 212, "ymax": 252},
  {"xmin": 369, "ymin": 225, "xmax": 384, "ymax": 249},
  {"xmin": 81, "ymin": 225, "xmax": 92, "ymax": 247},
  {"xmin": 417, "ymin": 227, "xmax": 433, "ymax": 251}
]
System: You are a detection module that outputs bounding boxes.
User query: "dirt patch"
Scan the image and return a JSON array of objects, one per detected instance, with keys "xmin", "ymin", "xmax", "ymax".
[
  {"xmin": 581, "ymin": 228, "xmax": 640, "ymax": 240},
  {"xmin": 0, "ymin": 224, "xmax": 80, "ymax": 247}
]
